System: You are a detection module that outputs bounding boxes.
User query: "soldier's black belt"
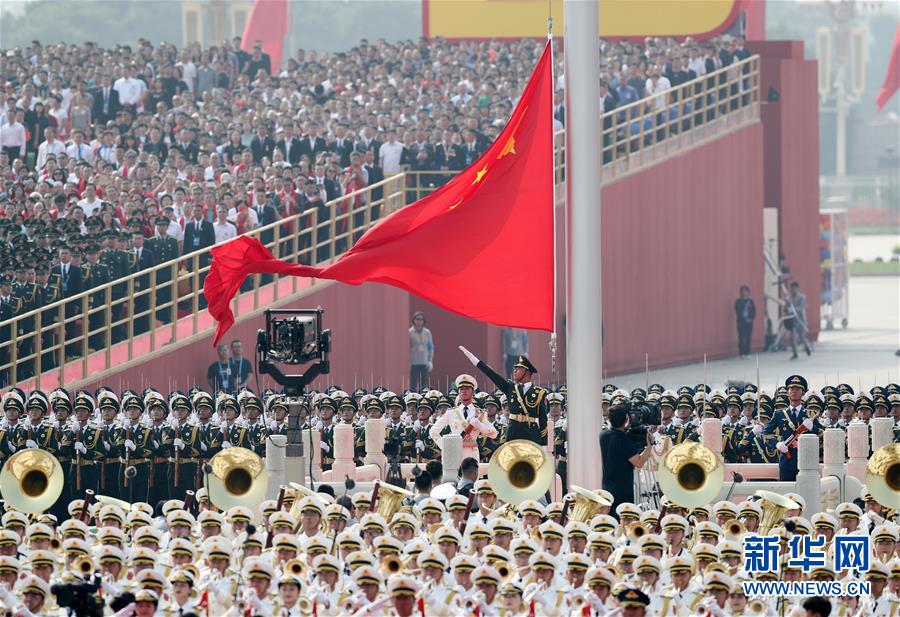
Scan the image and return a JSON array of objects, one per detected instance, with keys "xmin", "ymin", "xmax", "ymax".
[
  {"xmin": 76, "ymin": 460, "xmax": 97, "ymax": 466},
  {"xmin": 509, "ymin": 414, "xmax": 540, "ymax": 425},
  {"xmin": 104, "ymin": 458, "xmax": 119, "ymax": 464},
  {"xmin": 153, "ymin": 457, "xmax": 169, "ymax": 464},
  {"xmin": 120, "ymin": 458, "xmax": 150, "ymax": 465}
]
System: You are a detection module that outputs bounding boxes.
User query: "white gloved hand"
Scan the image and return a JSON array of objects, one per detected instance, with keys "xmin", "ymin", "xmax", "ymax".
[
  {"xmin": 151, "ymin": 440, "xmax": 159, "ymax": 449},
  {"xmin": 802, "ymin": 418, "xmax": 814, "ymax": 431},
  {"xmin": 200, "ymin": 441, "xmax": 208, "ymax": 452},
  {"xmin": 468, "ymin": 418, "xmax": 482, "ymax": 431},
  {"xmin": 103, "ymin": 441, "xmax": 110, "ymax": 451},
  {"xmin": 0, "ymin": 417, "xmax": 7, "ymax": 429},
  {"xmin": 459, "ymin": 345, "xmax": 479, "ymax": 366},
  {"xmin": 776, "ymin": 441, "xmax": 789, "ymax": 453},
  {"xmin": 413, "ymin": 420, "xmax": 422, "ymax": 431},
  {"xmin": 415, "ymin": 440, "xmax": 425, "ymax": 452},
  {"xmin": 221, "ymin": 440, "xmax": 232, "ymax": 449},
  {"xmin": 752, "ymin": 423, "xmax": 764, "ymax": 435},
  {"xmin": 6, "ymin": 443, "xmax": 14, "ymax": 454},
  {"xmin": 173, "ymin": 438, "xmax": 185, "ymax": 450},
  {"xmin": 427, "ymin": 362, "xmax": 433, "ymax": 372},
  {"xmin": 314, "ymin": 419, "xmax": 324, "ymax": 431},
  {"xmin": 124, "ymin": 439, "xmax": 136, "ymax": 452},
  {"xmin": 171, "ymin": 419, "xmax": 180, "ymax": 430},
  {"xmin": 25, "ymin": 439, "xmax": 38, "ymax": 449},
  {"xmin": 75, "ymin": 442, "xmax": 87, "ymax": 455},
  {"xmin": 739, "ymin": 416, "xmax": 750, "ymax": 426},
  {"xmin": 672, "ymin": 417, "xmax": 683, "ymax": 427},
  {"xmin": 72, "ymin": 419, "xmax": 81, "ymax": 432},
  {"xmin": 498, "ymin": 415, "xmax": 509, "ymax": 426},
  {"xmin": 320, "ymin": 442, "xmax": 331, "ymax": 454},
  {"xmin": 23, "ymin": 418, "xmax": 32, "ymax": 429},
  {"xmin": 122, "ymin": 418, "xmax": 131, "ymax": 430}
]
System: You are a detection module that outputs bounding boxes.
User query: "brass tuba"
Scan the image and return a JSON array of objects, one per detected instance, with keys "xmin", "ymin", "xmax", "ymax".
[
  {"xmin": 567, "ymin": 485, "xmax": 610, "ymax": 524},
  {"xmin": 626, "ymin": 521, "xmax": 649, "ymax": 543},
  {"xmin": 207, "ymin": 447, "xmax": 268, "ymax": 510},
  {"xmin": 723, "ymin": 518, "xmax": 746, "ymax": 539},
  {"xmin": 657, "ymin": 441, "xmax": 724, "ymax": 508},
  {"xmin": 374, "ymin": 482, "xmax": 414, "ymax": 520},
  {"xmin": 488, "ymin": 440, "xmax": 554, "ymax": 505},
  {"xmin": 72, "ymin": 556, "xmax": 94, "ymax": 578},
  {"xmin": 382, "ymin": 555, "xmax": 403, "ymax": 576},
  {"xmin": 865, "ymin": 443, "xmax": 900, "ymax": 511},
  {"xmin": 754, "ymin": 490, "xmax": 799, "ymax": 536},
  {"xmin": 0, "ymin": 450, "xmax": 64, "ymax": 513}
]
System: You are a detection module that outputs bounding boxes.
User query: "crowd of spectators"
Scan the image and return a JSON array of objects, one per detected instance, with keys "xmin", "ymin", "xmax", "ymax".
[{"xmin": 0, "ymin": 34, "xmax": 751, "ymax": 377}]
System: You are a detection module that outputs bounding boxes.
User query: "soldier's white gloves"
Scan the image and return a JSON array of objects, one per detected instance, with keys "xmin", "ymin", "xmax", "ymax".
[
  {"xmin": 752, "ymin": 423, "xmax": 764, "ymax": 435},
  {"xmin": 25, "ymin": 439, "xmax": 38, "ymax": 449},
  {"xmin": 739, "ymin": 416, "xmax": 750, "ymax": 426},
  {"xmin": 775, "ymin": 441, "xmax": 789, "ymax": 453},
  {"xmin": 413, "ymin": 420, "xmax": 422, "ymax": 431},
  {"xmin": 459, "ymin": 346, "xmax": 479, "ymax": 366},
  {"xmin": 23, "ymin": 418, "xmax": 32, "ymax": 429},
  {"xmin": 802, "ymin": 418, "xmax": 814, "ymax": 431},
  {"xmin": 173, "ymin": 438, "xmax": 185, "ymax": 450},
  {"xmin": 74, "ymin": 442, "xmax": 87, "ymax": 455},
  {"xmin": 221, "ymin": 440, "xmax": 232, "ymax": 449},
  {"xmin": 122, "ymin": 418, "xmax": 131, "ymax": 430},
  {"xmin": 200, "ymin": 442, "xmax": 208, "ymax": 452},
  {"xmin": 320, "ymin": 442, "xmax": 330, "ymax": 454},
  {"xmin": 415, "ymin": 440, "xmax": 425, "ymax": 452},
  {"xmin": 124, "ymin": 439, "xmax": 136, "ymax": 452},
  {"xmin": 72, "ymin": 420, "xmax": 81, "ymax": 432}
]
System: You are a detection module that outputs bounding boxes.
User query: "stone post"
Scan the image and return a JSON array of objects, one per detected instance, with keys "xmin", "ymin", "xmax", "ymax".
[{"xmin": 796, "ymin": 433, "xmax": 822, "ymax": 515}]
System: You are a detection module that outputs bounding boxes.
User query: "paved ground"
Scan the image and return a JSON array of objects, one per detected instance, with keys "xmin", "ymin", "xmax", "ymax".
[{"xmin": 611, "ymin": 276, "xmax": 900, "ymax": 392}]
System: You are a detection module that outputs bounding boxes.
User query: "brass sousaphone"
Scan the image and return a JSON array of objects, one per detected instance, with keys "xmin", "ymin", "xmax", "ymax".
[
  {"xmin": 866, "ymin": 443, "xmax": 900, "ymax": 511},
  {"xmin": 754, "ymin": 490, "xmax": 799, "ymax": 535},
  {"xmin": 658, "ymin": 441, "xmax": 724, "ymax": 508},
  {"xmin": 374, "ymin": 482, "xmax": 414, "ymax": 520},
  {"xmin": 488, "ymin": 439, "xmax": 555, "ymax": 505},
  {"xmin": 0, "ymin": 449, "xmax": 65, "ymax": 513},
  {"xmin": 206, "ymin": 447, "xmax": 268, "ymax": 510},
  {"xmin": 567, "ymin": 485, "xmax": 611, "ymax": 524}
]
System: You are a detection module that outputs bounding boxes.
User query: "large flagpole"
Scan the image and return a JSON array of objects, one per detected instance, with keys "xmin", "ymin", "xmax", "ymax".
[{"xmin": 565, "ymin": 0, "xmax": 603, "ymax": 490}]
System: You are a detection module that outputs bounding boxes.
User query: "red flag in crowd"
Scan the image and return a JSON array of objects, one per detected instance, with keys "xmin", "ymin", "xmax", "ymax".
[
  {"xmin": 876, "ymin": 24, "xmax": 900, "ymax": 110},
  {"xmin": 205, "ymin": 43, "xmax": 555, "ymax": 347},
  {"xmin": 241, "ymin": 0, "xmax": 288, "ymax": 73}
]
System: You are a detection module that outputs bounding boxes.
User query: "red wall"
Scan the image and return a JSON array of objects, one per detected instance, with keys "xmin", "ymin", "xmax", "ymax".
[{"xmin": 750, "ymin": 40, "xmax": 821, "ymax": 339}]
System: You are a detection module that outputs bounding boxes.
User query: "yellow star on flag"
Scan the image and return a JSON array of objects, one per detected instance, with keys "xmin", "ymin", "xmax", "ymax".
[
  {"xmin": 472, "ymin": 165, "xmax": 488, "ymax": 185},
  {"xmin": 497, "ymin": 106, "xmax": 527, "ymax": 160}
]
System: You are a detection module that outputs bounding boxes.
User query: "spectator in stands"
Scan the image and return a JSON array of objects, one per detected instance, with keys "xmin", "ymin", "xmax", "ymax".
[
  {"xmin": 213, "ymin": 206, "xmax": 237, "ymax": 244},
  {"xmin": 409, "ymin": 311, "xmax": 434, "ymax": 391},
  {"xmin": 229, "ymin": 339, "xmax": 253, "ymax": 392},
  {"xmin": 207, "ymin": 343, "xmax": 233, "ymax": 394}
]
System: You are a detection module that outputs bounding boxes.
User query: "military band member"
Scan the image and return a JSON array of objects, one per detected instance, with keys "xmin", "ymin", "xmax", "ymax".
[
  {"xmin": 460, "ymin": 347, "xmax": 548, "ymax": 446},
  {"xmin": 429, "ymin": 374, "xmax": 497, "ymax": 463},
  {"xmin": 115, "ymin": 395, "xmax": 154, "ymax": 503},
  {"xmin": 170, "ymin": 394, "xmax": 202, "ymax": 501}
]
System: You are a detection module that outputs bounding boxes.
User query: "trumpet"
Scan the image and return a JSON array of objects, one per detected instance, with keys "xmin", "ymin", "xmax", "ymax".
[
  {"xmin": 382, "ymin": 555, "xmax": 403, "ymax": 576},
  {"xmin": 296, "ymin": 597, "xmax": 313, "ymax": 614},
  {"xmin": 748, "ymin": 598, "xmax": 767, "ymax": 615},
  {"xmin": 283, "ymin": 558, "xmax": 307, "ymax": 579},
  {"xmin": 72, "ymin": 556, "xmax": 94, "ymax": 578},
  {"xmin": 724, "ymin": 518, "xmax": 746, "ymax": 539}
]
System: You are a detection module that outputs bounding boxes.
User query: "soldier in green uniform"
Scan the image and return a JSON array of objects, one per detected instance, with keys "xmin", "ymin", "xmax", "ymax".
[
  {"xmin": 60, "ymin": 392, "xmax": 107, "ymax": 500},
  {"xmin": 130, "ymin": 231, "xmax": 155, "ymax": 335},
  {"xmin": 461, "ymin": 348, "xmax": 548, "ymax": 446},
  {"xmin": 414, "ymin": 398, "xmax": 441, "ymax": 462},
  {"xmin": 722, "ymin": 394, "xmax": 744, "ymax": 463},
  {"xmin": 170, "ymin": 394, "xmax": 202, "ymax": 502},
  {"xmin": 547, "ymin": 392, "xmax": 568, "ymax": 489},
  {"xmin": 664, "ymin": 394, "xmax": 699, "ymax": 446},
  {"xmin": 478, "ymin": 394, "xmax": 505, "ymax": 463},
  {"xmin": 82, "ymin": 244, "xmax": 111, "ymax": 351},
  {"xmin": 35, "ymin": 264, "xmax": 60, "ymax": 371},
  {"xmin": 0, "ymin": 275, "xmax": 20, "ymax": 387},
  {"xmin": 383, "ymin": 395, "xmax": 410, "ymax": 463},
  {"xmin": 0, "ymin": 391, "xmax": 24, "ymax": 456},
  {"xmin": 23, "ymin": 392, "xmax": 58, "ymax": 456},
  {"xmin": 147, "ymin": 394, "xmax": 174, "ymax": 507},
  {"xmin": 148, "ymin": 217, "xmax": 180, "ymax": 323},
  {"xmin": 241, "ymin": 394, "xmax": 269, "ymax": 458},
  {"xmin": 266, "ymin": 395, "xmax": 289, "ymax": 436},
  {"xmin": 102, "ymin": 231, "xmax": 131, "ymax": 342},
  {"xmin": 196, "ymin": 392, "xmax": 221, "ymax": 468},
  {"xmin": 737, "ymin": 408, "xmax": 778, "ymax": 463},
  {"xmin": 97, "ymin": 391, "xmax": 121, "ymax": 499},
  {"xmin": 12, "ymin": 263, "xmax": 39, "ymax": 379},
  {"xmin": 115, "ymin": 395, "xmax": 154, "ymax": 503},
  {"xmin": 218, "ymin": 394, "xmax": 250, "ymax": 450},
  {"xmin": 47, "ymin": 388, "xmax": 72, "ymax": 519},
  {"xmin": 315, "ymin": 395, "xmax": 337, "ymax": 471}
]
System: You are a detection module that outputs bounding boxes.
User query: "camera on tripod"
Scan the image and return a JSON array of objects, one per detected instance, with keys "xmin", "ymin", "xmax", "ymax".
[
  {"xmin": 51, "ymin": 580, "xmax": 105, "ymax": 617},
  {"xmin": 257, "ymin": 309, "xmax": 331, "ymax": 365}
]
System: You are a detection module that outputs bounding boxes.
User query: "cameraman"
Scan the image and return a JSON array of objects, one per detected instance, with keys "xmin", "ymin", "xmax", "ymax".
[{"xmin": 599, "ymin": 404, "xmax": 654, "ymax": 517}]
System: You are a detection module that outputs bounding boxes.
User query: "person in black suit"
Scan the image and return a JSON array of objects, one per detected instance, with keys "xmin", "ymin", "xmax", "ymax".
[
  {"xmin": 461, "ymin": 130, "xmax": 484, "ymax": 167},
  {"xmin": 170, "ymin": 129, "xmax": 199, "ymax": 164},
  {"xmin": 250, "ymin": 125, "xmax": 275, "ymax": 164},
  {"xmin": 363, "ymin": 149, "xmax": 385, "ymax": 212},
  {"xmin": 92, "ymin": 76, "xmax": 121, "ymax": 125},
  {"xmin": 251, "ymin": 188, "xmax": 279, "ymax": 248},
  {"xmin": 330, "ymin": 125, "xmax": 354, "ymax": 168},
  {"xmin": 183, "ymin": 203, "xmax": 215, "ymax": 308},
  {"xmin": 599, "ymin": 81, "xmax": 618, "ymax": 163},
  {"xmin": 355, "ymin": 127, "xmax": 381, "ymax": 160},
  {"xmin": 0, "ymin": 276, "xmax": 18, "ymax": 387},
  {"xmin": 130, "ymin": 231, "xmax": 157, "ymax": 334},
  {"xmin": 276, "ymin": 124, "xmax": 301, "ymax": 166},
  {"xmin": 52, "ymin": 247, "xmax": 83, "ymax": 358},
  {"xmin": 435, "ymin": 131, "xmax": 464, "ymax": 174},
  {"xmin": 299, "ymin": 123, "xmax": 327, "ymax": 161}
]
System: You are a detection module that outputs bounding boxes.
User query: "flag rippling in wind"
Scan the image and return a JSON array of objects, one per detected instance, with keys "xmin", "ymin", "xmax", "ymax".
[{"xmin": 205, "ymin": 43, "xmax": 555, "ymax": 346}]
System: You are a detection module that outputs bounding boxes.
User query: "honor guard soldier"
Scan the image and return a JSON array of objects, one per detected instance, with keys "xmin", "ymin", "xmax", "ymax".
[
  {"xmin": 147, "ymin": 393, "xmax": 174, "ymax": 506},
  {"xmin": 753, "ymin": 375, "xmax": 821, "ymax": 481},
  {"xmin": 242, "ymin": 394, "xmax": 269, "ymax": 458},
  {"xmin": 97, "ymin": 390, "xmax": 121, "ymax": 499},
  {"xmin": 460, "ymin": 347, "xmax": 548, "ymax": 446},
  {"xmin": 218, "ymin": 394, "xmax": 250, "ymax": 450},
  {"xmin": 23, "ymin": 392, "xmax": 58, "ymax": 456},
  {"xmin": 170, "ymin": 394, "xmax": 201, "ymax": 501},
  {"xmin": 737, "ymin": 407, "xmax": 778, "ymax": 463},
  {"xmin": 429, "ymin": 374, "xmax": 497, "ymax": 463},
  {"xmin": 266, "ymin": 395, "xmax": 289, "ymax": 435},
  {"xmin": 548, "ymin": 392, "xmax": 568, "ymax": 488},
  {"xmin": 115, "ymin": 395, "xmax": 153, "ymax": 503},
  {"xmin": 414, "ymin": 398, "xmax": 441, "ymax": 461},
  {"xmin": 382, "ymin": 394, "xmax": 409, "ymax": 462},
  {"xmin": 61, "ymin": 392, "xmax": 106, "ymax": 499},
  {"xmin": 315, "ymin": 395, "xmax": 336, "ymax": 471},
  {"xmin": 101, "ymin": 230, "xmax": 131, "ymax": 342},
  {"xmin": 665, "ymin": 394, "xmax": 699, "ymax": 445}
]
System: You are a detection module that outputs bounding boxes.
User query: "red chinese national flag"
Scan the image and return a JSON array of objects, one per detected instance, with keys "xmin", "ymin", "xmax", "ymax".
[
  {"xmin": 241, "ymin": 0, "xmax": 288, "ymax": 73},
  {"xmin": 876, "ymin": 24, "xmax": 900, "ymax": 110},
  {"xmin": 205, "ymin": 43, "xmax": 555, "ymax": 346}
]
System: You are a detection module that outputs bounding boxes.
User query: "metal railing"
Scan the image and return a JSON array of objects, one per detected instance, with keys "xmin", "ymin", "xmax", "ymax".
[
  {"xmin": 0, "ymin": 176, "xmax": 406, "ymax": 389},
  {"xmin": 0, "ymin": 55, "xmax": 760, "ymax": 390}
]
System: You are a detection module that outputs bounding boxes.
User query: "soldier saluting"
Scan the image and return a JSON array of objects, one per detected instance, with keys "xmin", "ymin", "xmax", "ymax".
[{"xmin": 459, "ymin": 346, "xmax": 548, "ymax": 446}]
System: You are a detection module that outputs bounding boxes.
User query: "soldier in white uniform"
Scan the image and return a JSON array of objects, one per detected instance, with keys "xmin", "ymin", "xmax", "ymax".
[{"xmin": 429, "ymin": 374, "xmax": 497, "ymax": 463}]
